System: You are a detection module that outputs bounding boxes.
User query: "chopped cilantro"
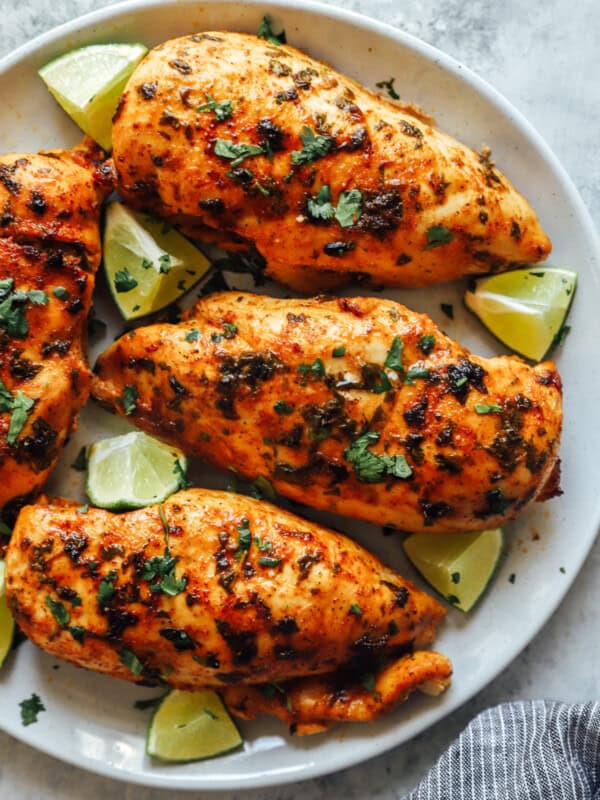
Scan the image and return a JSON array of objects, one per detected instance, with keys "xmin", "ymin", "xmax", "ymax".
[
  {"xmin": 52, "ymin": 286, "xmax": 70, "ymax": 300},
  {"xmin": 440, "ymin": 303, "xmax": 454, "ymax": 320},
  {"xmin": 335, "ymin": 189, "xmax": 362, "ymax": 227},
  {"xmin": 369, "ymin": 369, "xmax": 392, "ymax": 394},
  {"xmin": 375, "ymin": 77, "xmax": 400, "ymax": 99},
  {"xmin": 114, "ymin": 269, "xmax": 138, "ymax": 293},
  {"xmin": 121, "ymin": 384, "xmax": 138, "ymax": 416},
  {"xmin": 447, "ymin": 594, "xmax": 460, "ymax": 605},
  {"xmin": 158, "ymin": 254, "xmax": 171, "ymax": 274},
  {"xmin": 70, "ymin": 446, "xmax": 87, "ymax": 471},
  {"xmin": 258, "ymin": 556, "xmax": 282, "ymax": 568},
  {"xmin": 405, "ymin": 366, "xmax": 430, "ymax": 385},
  {"xmin": 20, "ymin": 693, "xmax": 45, "ymax": 726},
  {"xmin": 344, "ymin": 431, "xmax": 413, "ymax": 483},
  {"xmin": 6, "ymin": 389, "xmax": 34, "ymax": 445},
  {"xmin": 274, "ymin": 400, "xmax": 293, "ymax": 415},
  {"xmin": 417, "ymin": 334, "xmax": 435, "ymax": 355},
  {"xmin": 45, "ymin": 596, "xmax": 70, "ymax": 627},
  {"xmin": 76, "ymin": 504, "xmax": 89, "ymax": 515},
  {"xmin": 185, "ymin": 328, "xmax": 201, "ymax": 343},
  {"xmin": 384, "ymin": 336, "xmax": 404, "ymax": 371},
  {"xmin": 350, "ymin": 603, "xmax": 363, "ymax": 616},
  {"xmin": 257, "ymin": 14, "xmax": 286, "ymax": 45},
  {"xmin": 236, "ymin": 518, "xmax": 252, "ymax": 559},
  {"xmin": 361, "ymin": 672, "xmax": 376, "ymax": 692},
  {"xmin": 69, "ymin": 626, "xmax": 85, "ymax": 643},
  {"xmin": 297, "ymin": 358, "xmax": 326, "ymax": 380},
  {"xmin": 197, "ymin": 93, "xmax": 233, "ymax": 121},
  {"xmin": 0, "ymin": 278, "xmax": 48, "ymax": 338},
  {"xmin": 214, "ymin": 139, "xmax": 265, "ymax": 167},
  {"xmin": 222, "ymin": 322, "xmax": 237, "ymax": 339},
  {"xmin": 141, "ymin": 258, "xmax": 153, "ymax": 270},
  {"xmin": 250, "ymin": 475, "xmax": 277, "ymax": 500},
  {"xmin": 474, "ymin": 403, "xmax": 502, "ymax": 414},
  {"xmin": 451, "ymin": 572, "xmax": 461, "ymax": 584},
  {"xmin": 291, "ymin": 126, "xmax": 334, "ymax": 166},
  {"xmin": 307, "ymin": 185, "xmax": 335, "ymax": 220},
  {"xmin": 559, "ymin": 566, "xmax": 566, "ymax": 574},
  {"xmin": 118, "ymin": 648, "xmax": 144, "ymax": 676},
  {"xmin": 142, "ymin": 542, "xmax": 187, "ymax": 597},
  {"xmin": 97, "ymin": 571, "xmax": 117, "ymax": 605},
  {"xmin": 254, "ymin": 535, "xmax": 272, "ymax": 552},
  {"xmin": 173, "ymin": 460, "xmax": 190, "ymax": 490},
  {"xmin": 332, "ymin": 346, "xmax": 346, "ymax": 357},
  {"xmin": 425, "ymin": 225, "xmax": 454, "ymax": 249}
]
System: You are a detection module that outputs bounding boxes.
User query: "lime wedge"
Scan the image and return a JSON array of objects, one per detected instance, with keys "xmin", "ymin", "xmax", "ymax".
[
  {"xmin": 146, "ymin": 689, "xmax": 242, "ymax": 763},
  {"xmin": 465, "ymin": 267, "xmax": 577, "ymax": 361},
  {"xmin": 86, "ymin": 432, "xmax": 187, "ymax": 510},
  {"xmin": 0, "ymin": 561, "xmax": 15, "ymax": 668},
  {"xmin": 403, "ymin": 528, "xmax": 503, "ymax": 612},
  {"xmin": 39, "ymin": 43, "xmax": 147, "ymax": 150},
  {"xmin": 103, "ymin": 202, "xmax": 211, "ymax": 319}
]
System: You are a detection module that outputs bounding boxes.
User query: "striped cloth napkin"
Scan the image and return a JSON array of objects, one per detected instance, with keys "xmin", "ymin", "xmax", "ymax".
[{"xmin": 405, "ymin": 701, "xmax": 600, "ymax": 799}]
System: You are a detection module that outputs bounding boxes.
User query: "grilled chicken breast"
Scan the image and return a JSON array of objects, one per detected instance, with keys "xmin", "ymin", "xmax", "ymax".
[
  {"xmin": 0, "ymin": 141, "xmax": 113, "ymax": 520},
  {"xmin": 92, "ymin": 292, "xmax": 562, "ymax": 534},
  {"xmin": 5, "ymin": 490, "xmax": 451, "ymax": 730},
  {"xmin": 112, "ymin": 31, "xmax": 551, "ymax": 292}
]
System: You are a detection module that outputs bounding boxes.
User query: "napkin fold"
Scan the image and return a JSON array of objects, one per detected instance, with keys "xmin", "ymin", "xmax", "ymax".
[{"xmin": 405, "ymin": 700, "xmax": 600, "ymax": 799}]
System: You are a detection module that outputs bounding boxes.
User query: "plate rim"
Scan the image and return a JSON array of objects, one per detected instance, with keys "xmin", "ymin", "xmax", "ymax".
[{"xmin": 1, "ymin": 0, "xmax": 600, "ymax": 790}]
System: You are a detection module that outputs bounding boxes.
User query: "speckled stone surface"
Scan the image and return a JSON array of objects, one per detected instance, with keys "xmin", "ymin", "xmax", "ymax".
[{"xmin": 1, "ymin": 0, "xmax": 599, "ymax": 797}]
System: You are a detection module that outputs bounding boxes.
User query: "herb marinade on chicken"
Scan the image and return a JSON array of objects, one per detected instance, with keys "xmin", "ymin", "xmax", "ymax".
[
  {"xmin": 111, "ymin": 32, "xmax": 551, "ymax": 292},
  {"xmin": 5, "ymin": 490, "xmax": 451, "ymax": 732},
  {"xmin": 92, "ymin": 293, "xmax": 562, "ymax": 534},
  {"xmin": 0, "ymin": 141, "xmax": 113, "ymax": 521}
]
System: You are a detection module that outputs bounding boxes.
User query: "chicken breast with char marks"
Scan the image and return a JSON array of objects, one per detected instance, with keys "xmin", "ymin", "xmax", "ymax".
[
  {"xmin": 92, "ymin": 292, "xmax": 562, "ymax": 534},
  {"xmin": 0, "ymin": 140, "xmax": 113, "ymax": 521},
  {"xmin": 112, "ymin": 31, "xmax": 551, "ymax": 292},
  {"xmin": 5, "ymin": 490, "xmax": 451, "ymax": 731}
]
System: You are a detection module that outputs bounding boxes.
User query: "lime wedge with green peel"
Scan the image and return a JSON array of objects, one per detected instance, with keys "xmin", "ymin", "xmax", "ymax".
[
  {"xmin": 39, "ymin": 43, "xmax": 147, "ymax": 150},
  {"xmin": 465, "ymin": 267, "xmax": 577, "ymax": 361},
  {"xmin": 403, "ymin": 528, "xmax": 504, "ymax": 612},
  {"xmin": 103, "ymin": 202, "xmax": 211, "ymax": 319},
  {"xmin": 146, "ymin": 689, "xmax": 242, "ymax": 763},
  {"xmin": 86, "ymin": 432, "xmax": 188, "ymax": 510},
  {"xmin": 0, "ymin": 561, "xmax": 15, "ymax": 668}
]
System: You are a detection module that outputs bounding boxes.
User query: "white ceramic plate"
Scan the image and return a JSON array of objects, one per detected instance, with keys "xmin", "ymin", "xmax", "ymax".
[{"xmin": 1, "ymin": 0, "xmax": 599, "ymax": 790}]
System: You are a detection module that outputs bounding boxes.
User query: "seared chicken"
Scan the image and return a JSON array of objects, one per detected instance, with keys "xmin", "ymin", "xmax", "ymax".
[
  {"xmin": 92, "ymin": 293, "xmax": 562, "ymax": 534},
  {"xmin": 0, "ymin": 141, "xmax": 112, "ymax": 520},
  {"xmin": 5, "ymin": 490, "xmax": 451, "ymax": 730},
  {"xmin": 112, "ymin": 31, "xmax": 551, "ymax": 292}
]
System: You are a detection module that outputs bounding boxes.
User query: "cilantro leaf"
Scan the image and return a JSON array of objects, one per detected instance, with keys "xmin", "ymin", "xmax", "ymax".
[
  {"xmin": 425, "ymin": 225, "xmax": 454, "ymax": 249},
  {"xmin": 118, "ymin": 648, "xmax": 144, "ymax": 676},
  {"xmin": 26, "ymin": 290, "xmax": 48, "ymax": 305},
  {"xmin": 332, "ymin": 346, "xmax": 346, "ymax": 357},
  {"xmin": 235, "ymin": 518, "xmax": 252, "ymax": 559},
  {"xmin": 114, "ymin": 269, "xmax": 138, "ymax": 293},
  {"xmin": 417, "ymin": 334, "xmax": 435, "ymax": 355},
  {"xmin": 307, "ymin": 185, "xmax": 335, "ymax": 220},
  {"xmin": 257, "ymin": 15, "xmax": 286, "ymax": 45},
  {"xmin": 258, "ymin": 556, "xmax": 282, "ymax": 568},
  {"xmin": 214, "ymin": 139, "xmax": 265, "ymax": 167},
  {"xmin": 350, "ymin": 603, "xmax": 363, "ymax": 616},
  {"xmin": 20, "ymin": 693, "xmax": 45, "ymax": 726},
  {"xmin": 384, "ymin": 336, "xmax": 404, "ymax": 372},
  {"xmin": 69, "ymin": 626, "xmax": 85, "ymax": 643},
  {"xmin": 274, "ymin": 400, "xmax": 293, "ymax": 415},
  {"xmin": 0, "ymin": 279, "xmax": 46, "ymax": 338},
  {"xmin": 250, "ymin": 475, "xmax": 277, "ymax": 500},
  {"xmin": 97, "ymin": 572, "xmax": 117, "ymax": 605},
  {"xmin": 297, "ymin": 358, "xmax": 326, "ymax": 381},
  {"xmin": 173, "ymin": 459, "xmax": 190, "ymax": 490},
  {"xmin": 291, "ymin": 126, "xmax": 334, "ymax": 166},
  {"xmin": 375, "ymin": 77, "xmax": 400, "ymax": 100},
  {"xmin": 222, "ymin": 322, "xmax": 237, "ymax": 339},
  {"xmin": 335, "ymin": 189, "xmax": 362, "ymax": 227},
  {"xmin": 70, "ymin": 446, "xmax": 87, "ymax": 471},
  {"xmin": 158, "ymin": 254, "xmax": 171, "ymax": 274},
  {"xmin": 197, "ymin": 93, "xmax": 233, "ymax": 121},
  {"xmin": 474, "ymin": 403, "xmax": 502, "ymax": 414},
  {"xmin": 121, "ymin": 384, "xmax": 138, "ymax": 416},
  {"xmin": 45, "ymin": 596, "xmax": 70, "ymax": 627},
  {"xmin": 405, "ymin": 366, "xmax": 430, "ymax": 385},
  {"xmin": 344, "ymin": 432, "xmax": 413, "ymax": 483},
  {"xmin": 7, "ymin": 390, "xmax": 34, "ymax": 445},
  {"xmin": 52, "ymin": 286, "xmax": 70, "ymax": 300},
  {"xmin": 185, "ymin": 328, "xmax": 201, "ymax": 343}
]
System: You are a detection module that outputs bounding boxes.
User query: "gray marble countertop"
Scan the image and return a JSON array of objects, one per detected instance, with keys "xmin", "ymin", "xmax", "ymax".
[{"xmin": 1, "ymin": 0, "xmax": 599, "ymax": 797}]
